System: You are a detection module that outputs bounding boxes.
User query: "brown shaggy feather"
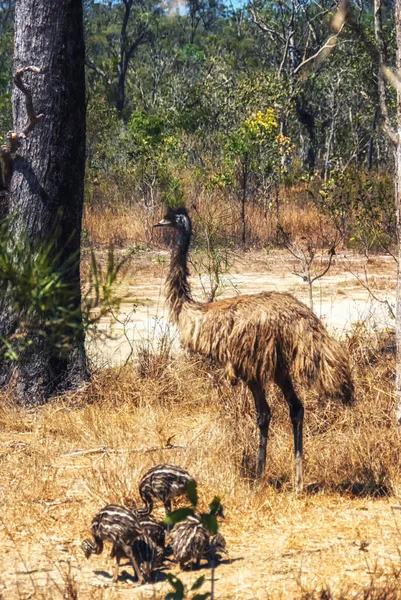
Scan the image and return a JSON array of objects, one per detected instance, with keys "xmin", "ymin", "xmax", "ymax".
[
  {"xmin": 155, "ymin": 208, "xmax": 354, "ymax": 490},
  {"xmin": 175, "ymin": 291, "xmax": 353, "ymax": 402}
]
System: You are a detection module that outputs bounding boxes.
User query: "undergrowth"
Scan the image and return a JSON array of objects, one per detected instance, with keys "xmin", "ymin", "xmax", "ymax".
[{"xmin": 0, "ymin": 330, "xmax": 400, "ymax": 598}]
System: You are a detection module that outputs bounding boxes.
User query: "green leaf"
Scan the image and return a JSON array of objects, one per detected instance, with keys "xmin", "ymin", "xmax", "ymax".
[
  {"xmin": 163, "ymin": 507, "xmax": 194, "ymax": 527},
  {"xmin": 166, "ymin": 573, "xmax": 185, "ymax": 597},
  {"xmin": 200, "ymin": 514, "xmax": 218, "ymax": 534},
  {"xmin": 209, "ymin": 496, "xmax": 222, "ymax": 515},
  {"xmin": 186, "ymin": 480, "xmax": 198, "ymax": 507},
  {"xmin": 192, "ymin": 594, "xmax": 211, "ymax": 600},
  {"xmin": 190, "ymin": 575, "xmax": 205, "ymax": 591}
]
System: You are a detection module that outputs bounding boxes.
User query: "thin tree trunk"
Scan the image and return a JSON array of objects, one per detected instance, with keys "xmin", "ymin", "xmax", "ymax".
[
  {"xmin": 0, "ymin": 0, "xmax": 87, "ymax": 404},
  {"xmin": 367, "ymin": 106, "xmax": 379, "ymax": 170},
  {"xmin": 395, "ymin": 0, "xmax": 401, "ymax": 422},
  {"xmin": 241, "ymin": 154, "xmax": 248, "ymax": 246}
]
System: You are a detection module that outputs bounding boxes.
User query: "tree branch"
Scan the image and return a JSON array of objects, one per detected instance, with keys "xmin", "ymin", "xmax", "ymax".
[
  {"xmin": 1, "ymin": 66, "xmax": 44, "ymax": 190},
  {"xmin": 85, "ymin": 58, "xmax": 112, "ymax": 86},
  {"xmin": 248, "ymin": 4, "xmax": 285, "ymax": 43},
  {"xmin": 293, "ymin": 22, "xmax": 345, "ymax": 75},
  {"xmin": 13, "ymin": 66, "xmax": 45, "ymax": 136}
]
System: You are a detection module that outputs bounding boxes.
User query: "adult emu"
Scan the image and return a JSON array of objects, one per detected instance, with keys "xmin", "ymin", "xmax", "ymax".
[{"xmin": 154, "ymin": 208, "xmax": 353, "ymax": 492}]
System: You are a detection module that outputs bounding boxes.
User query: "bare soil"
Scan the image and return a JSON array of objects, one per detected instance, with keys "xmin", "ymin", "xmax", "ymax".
[{"xmin": 88, "ymin": 250, "xmax": 397, "ymax": 366}]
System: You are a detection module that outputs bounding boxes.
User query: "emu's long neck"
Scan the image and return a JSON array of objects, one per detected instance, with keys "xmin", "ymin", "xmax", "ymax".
[{"xmin": 167, "ymin": 228, "xmax": 192, "ymax": 323}]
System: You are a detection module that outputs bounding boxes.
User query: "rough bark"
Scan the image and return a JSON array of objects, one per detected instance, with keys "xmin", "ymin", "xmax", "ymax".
[{"xmin": 0, "ymin": 0, "xmax": 87, "ymax": 404}]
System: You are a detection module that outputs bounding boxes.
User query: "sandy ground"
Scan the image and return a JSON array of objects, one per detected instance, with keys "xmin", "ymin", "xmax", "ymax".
[
  {"xmin": 88, "ymin": 250, "xmax": 397, "ymax": 367},
  {"xmin": 2, "ymin": 432, "xmax": 401, "ymax": 600}
]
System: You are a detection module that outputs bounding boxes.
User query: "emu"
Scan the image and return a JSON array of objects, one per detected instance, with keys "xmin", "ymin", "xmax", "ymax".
[
  {"xmin": 81, "ymin": 504, "xmax": 145, "ymax": 584},
  {"xmin": 138, "ymin": 464, "xmax": 197, "ymax": 515},
  {"xmin": 110, "ymin": 534, "xmax": 164, "ymax": 581},
  {"xmin": 137, "ymin": 514, "xmax": 166, "ymax": 549},
  {"xmin": 169, "ymin": 502, "xmax": 225, "ymax": 570},
  {"xmin": 170, "ymin": 514, "xmax": 209, "ymax": 569},
  {"xmin": 154, "ymin": 208, "xmax": 353, "ymax": 492}
]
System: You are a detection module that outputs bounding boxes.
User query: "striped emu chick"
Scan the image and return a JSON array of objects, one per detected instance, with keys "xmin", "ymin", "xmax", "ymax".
[
  {"xmin": 154, "ymin": 208, "xmax": 354, "ymax": 493},
  {"xmin": 139, "ymin": 464, "xmax": 196, "ymax": 515},
  {"xmin": 169, "ymin": 515, "xmax": 209, "ymax": 570},
  {"xmin": 111, "ymin": 532, "xmax": 164, "ymax": 581},
  {"xmin": 138, "ymin": 514, "xmax": 166, "ymax": 550},
  {"xmin": 81, "ymin": 504, "xmax": 145, "ymax": 584},
  {"xmin": 205, "ymin": 532, "xmax": 227, "ymax": 565}
]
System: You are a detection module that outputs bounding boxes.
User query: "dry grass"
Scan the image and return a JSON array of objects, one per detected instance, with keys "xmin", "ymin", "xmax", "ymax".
[
  {"xmin": 83, "ymin": 188, "xmax": 331, "ymax": 250},
  {"xmin": 1, "ymin": 332, "xmax": 401, "ymax": 598}
]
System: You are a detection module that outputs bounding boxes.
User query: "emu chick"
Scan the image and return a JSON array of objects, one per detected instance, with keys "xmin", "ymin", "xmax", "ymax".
[
  {"xmin": 139, "ymin": 464, "xmax": 196, "ymax": 515},
  {"xmin": 169, "ymin": 515, "xmax": 209, "ymax": 569}
]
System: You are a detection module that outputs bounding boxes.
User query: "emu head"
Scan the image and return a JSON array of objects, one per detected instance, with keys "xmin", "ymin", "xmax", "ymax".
[
  {"xmin": 210, "ymin": 532, "xmax": 227, "ymax": 554},
  {"xmin": 154, "ymin": 207, "xmax": 191, "ymax": 236},
  {"xmin": 81, "ymin": 539, "xmax": 95, "ymax": 559}
]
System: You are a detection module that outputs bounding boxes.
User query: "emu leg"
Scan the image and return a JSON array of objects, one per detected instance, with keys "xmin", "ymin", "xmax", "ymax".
[
  {"xmin": 248, "ymin": 380, "xmax": 271, "ymax": 478},
  {"xmin": 164, "ymin": 499, "xmax": 172, "ymax": 515},
  {"xmin": 112, "ymin": 550, "xmax": 121, "ymax": 583},
  {"xmin": 121, "ymin": 543, "xmax": 145, "ymax": 585},
  {"xmin": 276, "ymin": 373, "xmax": 304, "ymax": 493}
]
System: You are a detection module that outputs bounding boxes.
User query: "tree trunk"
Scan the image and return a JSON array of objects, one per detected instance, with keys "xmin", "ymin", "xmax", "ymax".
[
  {"xmin": 241, "ymin": 154, "xmax": 248, "ymax": 247},
  {"xmin": 0, "ymin": 0, "xmax": 87, "ymax": 404},
  {"xmin": 395, "ymin": 0, "xmax": 401, "ymax": 422}
]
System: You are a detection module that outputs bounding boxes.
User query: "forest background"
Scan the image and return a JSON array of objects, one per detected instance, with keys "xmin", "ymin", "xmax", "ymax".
[{"xmin": 1, "ymin": 0, "xmax": 396, "ymax": 253}]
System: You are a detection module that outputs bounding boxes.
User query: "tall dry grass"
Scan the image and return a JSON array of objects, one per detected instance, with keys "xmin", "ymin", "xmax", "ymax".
[
  {"xmin": 83, "ymin": 186, "xmax": 331, "ymax": 250},
  {"xmin": 1, "ymin": 331, "xmax": 401, "ymax": 598}
]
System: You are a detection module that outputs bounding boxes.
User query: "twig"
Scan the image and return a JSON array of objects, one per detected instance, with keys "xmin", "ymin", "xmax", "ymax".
[
  {"xmin": 14, "ymin": 66, "xmax": 45, "ymax": 136},
  {"xmin": 1, "ymin": 66, "xmax": 44, "ymax": 189},
  {"xmin": 293, "ymin": 22, "xmax": 346, "ymax": 75},
  {"xmin": 348, "ymin": 265, "xmax": 396, "ymax": 320},
  {"xmin": 61, "ymin": 443, "xmax": 186, "ymax": 458}
]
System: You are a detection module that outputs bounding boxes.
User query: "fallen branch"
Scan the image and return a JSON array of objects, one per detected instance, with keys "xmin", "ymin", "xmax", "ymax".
[{"xmin": 61, "ymin": 443, "xmax": 186, "ymax": 458}]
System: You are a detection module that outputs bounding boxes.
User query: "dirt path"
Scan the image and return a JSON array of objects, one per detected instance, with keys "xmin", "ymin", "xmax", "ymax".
[
  {"xmin": 2, "ymin": 490, "xmax": 401, "ymax": 599},
  {"xmin": 88, "ymin": 251, "xmax": 397, "ymax": 367}
]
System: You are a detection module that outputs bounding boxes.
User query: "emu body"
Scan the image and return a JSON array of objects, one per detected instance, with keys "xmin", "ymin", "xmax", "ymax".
[
  {"xmin": 169, "ymin": 515, "xmax": 209, "ymax": 569},
  {"xmin": 138, "ymin": 514, "xmax": 166, "ymax": 549},
  {"xmin": 81, "ymin": 504, "xmax": 145, "ymax": 584},
  {"xmin": 155, "ymin": 208, "xmax": 354, "ymax": 492},
  {"xmin": 111, "ymin": 533, "xmax": 164, "ymax": 581},
  {"xmin": 139, "ymin": 464, "xmax": 197, "ymax": 515}
]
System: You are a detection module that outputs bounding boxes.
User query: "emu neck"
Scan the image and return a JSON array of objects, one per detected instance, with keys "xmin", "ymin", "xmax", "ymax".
[{"xmin": 167, "ymin": 229, "xmax": 192, "ymax": 322}]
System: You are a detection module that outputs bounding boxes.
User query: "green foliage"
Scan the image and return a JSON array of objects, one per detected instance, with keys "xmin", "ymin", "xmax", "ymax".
[
  {"xmin": 163, "ymin": 496, "xmax": 223, "ymax": 532},
  {"xmin": 165, "ymin": 573, "xmax": 211, "ymax": 600},
  {"xmin": 164, "ymin": 507, "xmax": 195, "ymax": 528},
  {"xmin": 0, "ymin": 218, "xmax": 126, "ymax": 360},
  {"xmin": 186, "ymin": 479, "xmax": 198, "ymax": 506},
  {"xmin": 309, "ymin": 169, "xmax": 395, "ymax": 253},
  {"xmin": 128, "ymin": 110, "xmax": 166, "ymax": 158},
  {"xmin": 80, "ymin": 0, "xmax": 396, "ymax": 248}
]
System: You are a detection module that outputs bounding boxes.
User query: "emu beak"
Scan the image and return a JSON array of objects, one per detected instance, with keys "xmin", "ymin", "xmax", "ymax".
[{"xmin": 154, "ymin": 218, "xmax": 172, "ymax": 227}]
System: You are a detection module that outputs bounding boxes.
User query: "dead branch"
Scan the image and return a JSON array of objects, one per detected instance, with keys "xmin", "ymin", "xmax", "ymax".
[
  {"xmin": 293, "ymin": 23, "xmax": 345, "ymax": 75},
  {"xmin": 382, "ymin": 65, "xmax": 401, "ymax": 93},
  {"xmin": 61, "ymin": 442, "xmax": 186, "ymax": 458},
  {"xmin": 0, "ymin": 66, "xmax": 44, "ymax": 190},
  {"xmin": 14, "ymin": 66, "xmax": 45, "ymax": 136},
  {"xmin": 348, "ymin": 265, "xmax": 395, "ymax": 320}
]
